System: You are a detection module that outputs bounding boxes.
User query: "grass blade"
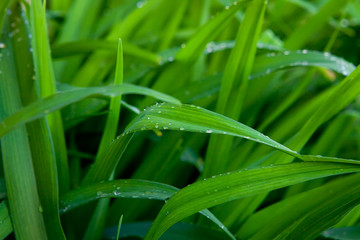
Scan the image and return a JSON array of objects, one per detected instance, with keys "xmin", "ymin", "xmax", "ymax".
[
  {"xmin": 0, "ymin": 84, "xmax": 180, "ymax": 138},
  {"xmin": 60, "ymin": 179, "xmax": 235, "ymax": 239},
  {"xmin": 204, "ymin": 0, "xmax": 267, "ymax": 177},
  {"xmin": 0, "ymin": 20, "xmax": 47, "ymax": 239},
  {"xmin": 144, "ymin": 162, "xmax": 360, "ymax": 240}
]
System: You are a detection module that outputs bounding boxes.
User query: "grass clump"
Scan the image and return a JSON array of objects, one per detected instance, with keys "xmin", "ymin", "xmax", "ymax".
[{"xmin": 1, "ymin": 0, "xmax": 360, "ymax": 239}]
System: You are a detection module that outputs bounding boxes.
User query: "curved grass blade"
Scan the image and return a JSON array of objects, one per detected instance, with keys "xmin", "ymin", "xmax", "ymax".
[
  {"xmin": 237, "ymin": 173, "xmax": 360, "ymax": 239},
  {"xmin": 60, "ymin": 179, "xmax": 236, "ymax": 240},
  {"xmin": 144, "ymin": 162, "xmax": 360, "ymax": 240},
  {"xmin": 251, "ymin": 50, "xmax": 356, "ymax": 79},
  {"xmin": 0, "ymin": 84, "xmax": 180, "ymax": 138},
  {"xmin": 124, "ymin": 103, "xmax": 360, "ymax": 165}
]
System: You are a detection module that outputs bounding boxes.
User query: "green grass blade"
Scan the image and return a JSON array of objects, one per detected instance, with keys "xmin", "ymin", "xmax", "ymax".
[
  {"xmin": 81, "ymin": 133, "xmax": 134, "ymax": 185},
  {"xmin": 124, "ymin": 103, "xmax": 360, "ymax": 166},
  {"xmin": 60, "ymin": 179, "xmax": 233, "ymax": 240},
  {"xmin": 0, "ymin": 21, "xmax": 47, "ymax": 239},
  {"xmin": 204, "ymin": 0, "xmax": 267, "ymax": 177},
  {"xmin": 29, "ymin": 0, "xmax": 70, "ymax": 194},
  {"xmin": 84, "ymin": 39, "xmax": 124, "ymax": 240},
  {"xmin": 284, "ymin": 0, "xmax": 350, "ymax": 49},
  {"xmin": 116, "ymin": 215, "xmax": 123, "ymax": 240},
  {"xmin": 0, "ymin": 84, "xmax": 180, "ymax": 138},
  {"xmin": 52, "ymin": 40, "xmax": 161, "ymax": 65},
  {"xmin": 237, "ymin": 173, "xmax": 360, "ymax": 239},
  {"xmin": 251, "ymin": 50, "xmax": 355, "ymax": 78},
  {"xmin": 0, "ymin": 202, "xmax": 13, "ymax": 239},
  {"xmin": 175, "ymin": 1, "xmax": 247, "ymax": 62},
  {"xmin": 0, "ymin": 0, "xmax": 10, "ymax": 36},
  {"xmin": 8, "ymin": 3, "xmax": 65, "ymax": 238},
  {"xmin": 144, "ymin": 162, "xmax": 360, "ymax": 240}
]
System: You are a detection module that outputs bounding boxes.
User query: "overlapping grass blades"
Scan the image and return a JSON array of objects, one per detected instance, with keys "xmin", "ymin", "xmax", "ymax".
[{"xmin": 1, "ymin": 0, "xmax": 360, "ymax": 239}]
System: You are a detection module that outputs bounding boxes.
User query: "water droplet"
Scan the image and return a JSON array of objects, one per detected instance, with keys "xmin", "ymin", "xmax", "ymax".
[
  {"xmin": 168, "ymin": 56, "xmax": 174, "ymax": 62},
  {"xmin": 225, "ymin": 5, "xmax": 230, "ymax": 10},
  {"xmin": 302, "ymin": 49, "xmax": 308, "ymax": 54},
  {"xmin": 136, "ymin": 1, "xmax": 144, "ymax": 8},
  {"xmin": 205, "ymin": 129, "xmax": 213, "ymax": 133},
  {"xmin": 0, "ymin": 43, "xmax": 5, "ymax": 48},
  {"xmin": 181, "ymin": 43, "xmax": 186, "ymax": 48},
  {"xmin": 180, "ymin": 127, "xmax": 185, "ymax": 131}
]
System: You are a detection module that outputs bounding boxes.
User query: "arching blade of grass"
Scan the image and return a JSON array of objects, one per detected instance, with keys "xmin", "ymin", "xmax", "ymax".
[
  {"xmin": 284, "ymin": 0, "xmax": 350, "ymax": 49},
  {"xmin": 144, "ymin": 162, "xmax": 360, "ymax": 240},
  {"xmin": 0, "ymin": 202, "xmax": 13, "ymax": 239},
  {"xmin": 204, "ymin": 0, "xmax": 267, "ymax": 177},
  {"xmin": 60, "ymin": 179, "xmax": 236, "ymax": 240},
  {"xmin": 252, "ymin": 50, "xmax": 355, "ymax": 78},
  {"xmin": 124, "ymin": 103, "xmax": 360, "ymax": 165},
  {"xmin": 0, "ymin": 21, "xmax": 47, "ymax": 239},
  {"xmin": 237, "ymin": 173, "xmax": 360, "ymax": 239},
  {"xmin": 0, "ymin": 84, "xmax": 180, "ymax": 138}
]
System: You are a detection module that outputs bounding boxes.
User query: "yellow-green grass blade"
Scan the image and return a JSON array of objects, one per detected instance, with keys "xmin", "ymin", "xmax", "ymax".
[
  {"xmin": 84, "ymin": 39, "xmax": 124, "ymax": 240},
  {"xmin": 29, "ymin": 0, "xmax": 70, "ymax": 193},
  {"xmin": 0, "ymin": 84, "xmax": 180, "ymax": 138},
  {"xmin": 0, "ymin": 21, "xmax": 47, "ymax": 239},
  {"xmin": 60, "ymin": 179, "xmax": 236, "ymax": 240},
  {"xmin": 204, "ymin": 0, "xmax": 267, "ymax": 177},
  {"xmin": 284, "ymin": 0, "xmax": 350, "ymax": 49},
  {"xmin": 238, "ymin": 173, "xmax": 360, "ymax": 239},
  {"xmin": 0, "ymin": 202, "xmax": 13, "ymax": 239},
  {"xmin": 144, "ymin": 162, "xmax": 360, "ymax": 240}
]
